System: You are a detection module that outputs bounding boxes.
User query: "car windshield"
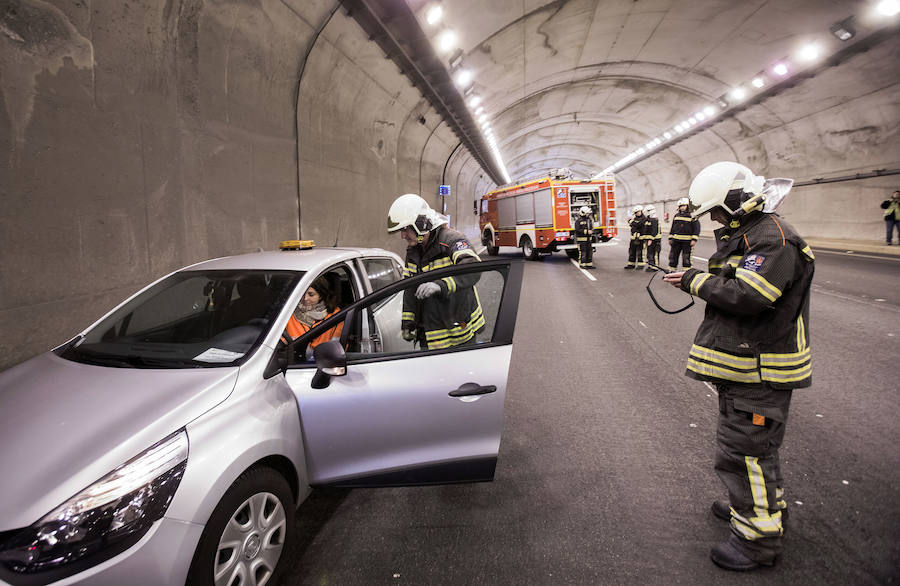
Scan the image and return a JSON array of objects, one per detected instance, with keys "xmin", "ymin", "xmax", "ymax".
[{"xmin": 59, "ymin": 269, "xmax": 303, "ymax": 368}]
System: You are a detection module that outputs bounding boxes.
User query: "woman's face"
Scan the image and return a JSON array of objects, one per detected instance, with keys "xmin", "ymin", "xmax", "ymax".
[{"xmin": 302, "ymin": 287, "xmax": 322, "ymax": 307}]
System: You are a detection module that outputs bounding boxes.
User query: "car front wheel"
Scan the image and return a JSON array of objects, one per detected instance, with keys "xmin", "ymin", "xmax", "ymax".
[{"xmin": 187, "ymin": 467, "xmax": 295, "ymax": 586}]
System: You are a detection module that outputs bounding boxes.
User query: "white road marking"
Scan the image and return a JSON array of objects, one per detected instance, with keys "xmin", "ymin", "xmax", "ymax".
[
  {"xmin": 692, "ymin": 255, "xmax": 708, "ymax": 263},
  {"xmin": 703, "ymin": 381, "xmax": 717, "ymax": 394},
  {"xmin": 570, "ymin": 258, "xmax": 597, "ymax": 281},
  {"xmin": 638, "ymin": 320, "xmax": 647, "ymax": 328}
]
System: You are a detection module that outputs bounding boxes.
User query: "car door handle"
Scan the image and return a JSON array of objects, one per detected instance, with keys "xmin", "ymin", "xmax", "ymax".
[{"xmin": 449, "ymin": 383, "xmax": 497, "ymax": 397}]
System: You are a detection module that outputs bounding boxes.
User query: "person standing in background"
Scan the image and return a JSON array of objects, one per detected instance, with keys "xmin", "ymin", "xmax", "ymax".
[
  {"xmin": 881, "ymin": 190, "xmax": 900, "ymax": 245},
  {"xmin": 643, "ymin": 204, "xmax": 662, "ymax": 271},
  {"xmin": 624, "ymin": 205, "xmax": 648, "ymax": 270},
  {"xmin": 668, "ymin": 197, "xmax": 701, "ymax": 271}
]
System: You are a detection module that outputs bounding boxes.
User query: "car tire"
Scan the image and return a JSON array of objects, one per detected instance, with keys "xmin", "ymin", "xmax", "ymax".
[
  {"xmin": 186, "ymin": 467, "xmax": 295, "ymax": 586},
  {"xmin": 521, "ymin": 237, "xmax": 539, "ymax": 261}
]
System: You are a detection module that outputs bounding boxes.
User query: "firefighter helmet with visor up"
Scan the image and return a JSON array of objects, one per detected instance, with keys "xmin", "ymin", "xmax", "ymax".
[
  {"xmin": 387, "ymin": 193, "xmax": 448, "ymax": 236},
  {"xmin": 632, "ymin": 204, "xmax": 644, "ymax": 215},
  {"xmin": 579, "ymin": 205, "xmax": 591, "ymax": 216},
  {"xmin": 688, "ymin": 162, "xmax": 766, "ymax": 219}
]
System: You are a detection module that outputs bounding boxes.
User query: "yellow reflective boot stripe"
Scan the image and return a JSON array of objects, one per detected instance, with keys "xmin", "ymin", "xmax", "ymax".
[
  {"xmin": 689, "ymin": 273, "xmax": 712, "ymax": 296},
  {"xmin": 736, "ymin": 268, "xmax": 782, "ymax": 302}
]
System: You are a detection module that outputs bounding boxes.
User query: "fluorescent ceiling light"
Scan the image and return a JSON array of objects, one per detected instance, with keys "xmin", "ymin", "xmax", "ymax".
[
  {"xmin": 730, "ymin": 87, "xmax": 747, "ymax": 101},
  {"xmin": 455, "ymin": 69, "xmax": 473, "ymax": 86},
  {"xmin": 877, "ymin": 0, "xmax": 900, "ymax": 16},
  {"xmin": 799, "ymin": 44, "xmax": 820, "ymax": 61},
  {"xmin": 688, "ymin": 117, "xmax": 697, "ymax": 125},
  {"xmin": 703, "ymin": 106, "xmax": 716, "ymax": 117},
  {"xmin": 474, "ymin": 106, "xmax": 484, "ymax": 115},
  {"xmin": 438, "ymin": 29, "xmax": 456, "ymax": 53},
  {"xmin": 663, "ymin": 132, "xmax": 672, "ymax": 139},
  {"xmin": 426, "ymin": 5, "xmax": 443, "ymax": 25},
  {"xmin": 694, "ymin": 111, "xmax": 706, "ymax": 121},
  {"xmin": 751, "ymin": 77, "xmax": 765, "ymax": 88},
  {"xmin": 468, "ymin": 96, "xmax": 481, "ymax": 108}
]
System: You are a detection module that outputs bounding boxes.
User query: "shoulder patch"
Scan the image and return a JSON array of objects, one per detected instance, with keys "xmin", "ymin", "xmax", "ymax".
[
  {"xmin": 453, "ymin": 240, "xmax": 471, "ymax": 252},
  {"xmin": 742, "ymin": 254, "xmax": 766, "ymax": 272}
]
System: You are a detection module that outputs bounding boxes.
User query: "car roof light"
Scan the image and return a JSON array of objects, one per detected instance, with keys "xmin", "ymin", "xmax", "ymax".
[{"xmin": 280, "ymin": 240, "xmax": 316, "ymax": 250}]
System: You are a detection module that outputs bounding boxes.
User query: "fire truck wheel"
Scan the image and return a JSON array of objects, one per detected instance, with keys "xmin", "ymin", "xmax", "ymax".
[
  {"xmin": 486, "ymin": 244, "xmax": 499, "ymax": 256},
  {"xmin": 520, "ymin": 237, "xmax": 540, "ymax": 261}
]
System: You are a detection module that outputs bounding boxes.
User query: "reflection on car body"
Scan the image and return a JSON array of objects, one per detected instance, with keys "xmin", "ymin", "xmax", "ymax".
[{"xmin": 0, "ymin": 244, "xmax": 522, "ymax": 586}]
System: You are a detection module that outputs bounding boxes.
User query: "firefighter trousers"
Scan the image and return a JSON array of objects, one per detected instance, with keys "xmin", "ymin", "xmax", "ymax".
[
  {"xmin": 577, "ymin": 236, "xmax": 594, "ymax": 267},
  {"xmin": 714, "ymin": 383, "xmax": 792, "ymax": 563},
  {"xmin": 668, "ymin": 240, "xmax": 693, "ymax": 269},
  {"xmin": 646, "ymin": 240, "xmax": 660, "ymax": 268},
  {"xmin": 626, "ymin": 240, "xmax": 645, "ymax": 267}
]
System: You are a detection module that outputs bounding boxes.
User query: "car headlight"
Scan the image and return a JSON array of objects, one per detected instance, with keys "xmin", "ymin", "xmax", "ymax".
[{"xmin": 0, "ymin": 429, "xmax": 188, "ymax": 576}]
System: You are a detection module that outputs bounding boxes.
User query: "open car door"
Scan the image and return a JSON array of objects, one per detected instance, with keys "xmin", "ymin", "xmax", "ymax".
[{"xmin": 282, "ymin": 258, "xmax": 523, "ymax": 487}]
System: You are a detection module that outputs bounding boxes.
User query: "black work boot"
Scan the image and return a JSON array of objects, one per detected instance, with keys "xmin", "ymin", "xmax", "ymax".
[
  {"xmin": 623, "ymin": 265, "xmax": 635, "ymax": 270},
  {"xmin": 710, "ymin": 535, "xmax": 776, "ymax": 572}
]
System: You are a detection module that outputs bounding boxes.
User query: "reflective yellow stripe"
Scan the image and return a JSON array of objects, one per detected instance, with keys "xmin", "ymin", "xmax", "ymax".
[
  {"xmin": 760, "ymin": 347, "xmax": 810, "ymax": 366},
  {"xmin": 670, "ymin": 234, "xmax": 694, "ymax": 240},
  {"xmin": 801, "ymin": 245, "xmax": 815, "ymax": 261},
  {"xmin": 423, "ymin": 258, "xmax": 452, "ymax": 271},
  {"xmin": 402, "ymin": 311, "xmax": 416, "ymax": 321},
  {"xmin": 689, "ymin": 273, "xmax": 712, "ymax": 296},
  {"xmin": 736, "ymin": 268, "xmax": 782, "ymax": 302},
  {"xmin": 442, "ymin": 276, "xmax": 456, "ymax": 293},
  {"xmin": 686, "ymin": 358, "xmax": 761, "ymax": 383},
  {"xmin": 708, "ymin": 259, "xmax": 724, "ymax": 271},
  {"xmin": 425, "ymin": 308, "xmax": 485, "ymax": 348},
  {"xmin": 761, "ymin": 363, "xmax": 812, "ymax": 383},
  {"xmin": 690, "ymin": 344, "xmax": 757, "ymax": 368},
  {"xmin": 727, "ymin": 255, "xmax": 743, "ymax": 267},
  {"xmin": 451, "ymin": 248, "xmax": 480, "ymax": 263},
  {"xmin": 796, "ymin": 315, "xmax": 806, "ymax": 351}
]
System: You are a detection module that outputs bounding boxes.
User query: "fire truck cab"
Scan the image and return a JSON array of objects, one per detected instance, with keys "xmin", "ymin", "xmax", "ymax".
[{"xmin": 479, "ymin": 174, "xmax": 617, "ymax": 260}]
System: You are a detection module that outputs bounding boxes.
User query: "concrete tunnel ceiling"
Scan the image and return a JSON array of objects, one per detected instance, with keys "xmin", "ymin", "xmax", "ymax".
[{"xmin": 390, "ymin": 0, "xmax": 899, "ymax": 196}]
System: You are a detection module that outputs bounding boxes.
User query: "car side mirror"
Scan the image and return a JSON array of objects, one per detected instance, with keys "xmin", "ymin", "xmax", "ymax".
[
  {"xmin": 263, "ymin": 340, "xmax": 290, "ymax": 379},
  {"xmin": 311, "ymin": 340, "xmax": 347, "ymax": 389}
]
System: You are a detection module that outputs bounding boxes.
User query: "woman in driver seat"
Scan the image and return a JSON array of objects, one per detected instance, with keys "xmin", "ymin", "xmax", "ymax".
[{"xmin": 284, "ymin": 276, "xmax": 343, "ymax": 348}]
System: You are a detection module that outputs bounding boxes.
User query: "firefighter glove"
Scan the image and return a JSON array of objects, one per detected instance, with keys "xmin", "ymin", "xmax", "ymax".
[
  {"xmin": 401, "ymin": 325, "xmax": 416, "ymax": 342},
  {"xmin": 415, "ymin": 281, "xmax": 442, "ymax": 299}
]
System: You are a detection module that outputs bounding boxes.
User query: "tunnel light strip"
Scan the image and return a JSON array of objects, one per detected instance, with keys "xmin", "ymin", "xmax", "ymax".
[{"xmin": 593, "ymin": 5, "xmax": 898, "ymax": 179}]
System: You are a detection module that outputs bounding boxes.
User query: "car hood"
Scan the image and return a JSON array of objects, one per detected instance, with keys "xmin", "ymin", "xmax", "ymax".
[{"xmin": 0, "ymin": 352, "xmax": 240, "ymax": 530}]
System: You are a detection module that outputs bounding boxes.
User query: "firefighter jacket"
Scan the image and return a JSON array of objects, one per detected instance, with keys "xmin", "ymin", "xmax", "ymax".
[
  {"xmin": 669, "ymin": 213, "xmax": 701, "ymax": 242},
  {"xmin": 574, "ymin": 215, "xmax": 594, "ymax": 238},
  {"xmin": 882, "ymin": 198, "xmax": 900, "ymax": 220},
  {"xmin": 641, "ymin": 216, "xmax": 661, "ymax": 242},
  {"xmin": 678, "ymin": 212, "xmax": 815, "ymax": 389},
  {"xmin": 401, "ymin": 225, "xmax": 484, "ymax": 349},
  {"xmin": 629, "ymin": 216, "xmax": 647, "ymax": 241}
]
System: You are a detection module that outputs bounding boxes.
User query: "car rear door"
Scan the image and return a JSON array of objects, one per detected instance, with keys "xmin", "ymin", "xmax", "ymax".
[{"xmin": 282, "ymin": 258, "xmax": 523, "ymax": 487}]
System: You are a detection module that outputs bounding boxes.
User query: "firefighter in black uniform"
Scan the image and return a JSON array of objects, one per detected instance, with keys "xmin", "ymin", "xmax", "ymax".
[
  {"xmin": 624, "ymin": 205, "xmax": 647, "ymax": 269},
  {"xmin": 574, "ymin": 205, "xmax": 595, "ymax": 269},
  {"xmin": 668, "ymin": 197, "xmax": 701, "ymax": 270},
  {"xmin": 663, "ymin": 162, "xmax": 813, "ymax": 572},
  {"xmin": 387, "ymin": 193, "xmax": 484, "ymax": 350},
  {"xmin": 642, "ymin": 204, "xmax": 662, "ymax": 271}
]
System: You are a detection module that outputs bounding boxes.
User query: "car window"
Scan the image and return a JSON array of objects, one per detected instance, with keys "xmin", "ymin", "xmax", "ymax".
[
  {"xmin": 362, "ymin": 257, "xmax": 401, "ymax": 292},
  {"xmin": 61, "ymin": 270, "xmax": 302, "ymax": 368},
  {"xmin": 285, "ymin": 262, "xmax": 513, "ymax": 366}
]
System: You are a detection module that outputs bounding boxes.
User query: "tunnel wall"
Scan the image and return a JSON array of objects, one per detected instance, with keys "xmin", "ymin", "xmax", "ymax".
[
  {"xmin": 0, "ymin": 0, "xmax": 486, "ymax": 370},
  {"xmin": 614, "ymin": 34, "xmax": 900, "ymax": 241}
]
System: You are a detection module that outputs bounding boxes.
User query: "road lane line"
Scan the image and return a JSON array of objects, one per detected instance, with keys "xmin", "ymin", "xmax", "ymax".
[{"xmin": 570, "ymin": 259, "xmax": 597, "ymax": 281}]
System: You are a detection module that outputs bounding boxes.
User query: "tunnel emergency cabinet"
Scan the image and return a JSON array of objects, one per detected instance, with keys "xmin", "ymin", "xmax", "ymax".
[{"xmin": 479, "ymin": 177, "xmax": 617, "ymax": 260}]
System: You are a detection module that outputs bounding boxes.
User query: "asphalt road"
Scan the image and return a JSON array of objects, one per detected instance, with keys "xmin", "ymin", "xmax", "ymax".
[{"xmin": 279, "ymin": 237, "xmax": 900, "ymax": 585}]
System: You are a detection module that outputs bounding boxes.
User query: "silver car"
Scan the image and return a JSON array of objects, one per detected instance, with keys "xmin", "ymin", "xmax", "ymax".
[{"xmin": 0, "ymin": 244, "xmax": 523, "ymax": 586}]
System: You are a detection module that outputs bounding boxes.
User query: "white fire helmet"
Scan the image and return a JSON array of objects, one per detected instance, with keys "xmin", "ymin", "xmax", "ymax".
[
  {"xmin": 632, "ymin": 204, "xmax": 644, "ymax": 215},
  {"xmin": 579, "ymin": 205, "xmax": 591, "ymax": 216},
  {"xmin": 677, "ymin": 197, "xmax": 689, "ymax": 208},
  {"xmin": 387, "ymin": 193, "xmax": 448, "ymax": 237},
  {"xmin": 688, "ymin": 161, "xmax": 766, "ymax": 218},
  {"xmin": 644, "ymin": 204, "xmax": 656, "ymax": 217}
]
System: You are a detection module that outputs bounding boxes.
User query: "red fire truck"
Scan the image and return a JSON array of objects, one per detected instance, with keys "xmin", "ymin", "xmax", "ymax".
[{"xmin": 479, "ymin": 175, "xmax": 617, "ymax": 260}]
